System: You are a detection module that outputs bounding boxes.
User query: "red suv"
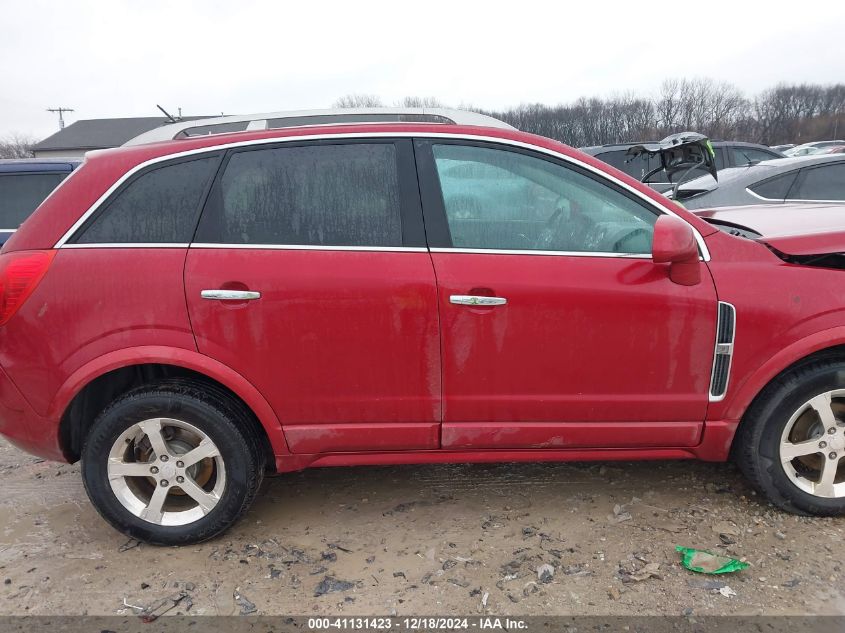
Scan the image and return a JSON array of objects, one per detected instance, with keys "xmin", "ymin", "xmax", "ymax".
[{"xmin": 1, "ymin": 110, "xmax": 844, "ymax": 545}]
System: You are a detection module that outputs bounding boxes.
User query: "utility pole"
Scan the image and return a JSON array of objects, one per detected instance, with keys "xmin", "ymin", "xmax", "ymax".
[{"xmin": 47, "ymin": 107, "xmax": 75, "ymax": 130}]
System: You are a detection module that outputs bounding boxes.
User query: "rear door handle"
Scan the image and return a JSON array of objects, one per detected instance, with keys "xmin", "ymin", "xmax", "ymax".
[
  {"xmin": 201, "ymin": 289, "xmax": 261, "ymax": 301},
  {"xmin": 450, "ymin": 295, "xmax": 507, "ymax": 306}
]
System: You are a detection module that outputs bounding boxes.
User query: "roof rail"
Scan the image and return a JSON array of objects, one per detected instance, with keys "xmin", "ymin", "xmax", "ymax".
[{"xmin": 123, "ymin": 107, "xmax": 515, "ymax": 146}]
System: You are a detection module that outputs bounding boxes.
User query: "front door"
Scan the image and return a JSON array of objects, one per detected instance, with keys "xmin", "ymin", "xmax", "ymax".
[
  {"xmin": 185, "ymin": 139, "xmax": 441, "ymax": 453},
  {"xmin": 415, "ymin": 139, "xmax": 717, "ymax": 450}
]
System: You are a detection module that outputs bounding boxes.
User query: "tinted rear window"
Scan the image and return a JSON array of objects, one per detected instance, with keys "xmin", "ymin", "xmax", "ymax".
[
  {"xmin": 73, "ymin": 156, "xmax": 219, "ymax": 244},
  {"xmin": 749, "ymin": 171, "xmax": 798, "ymax": 200},
  {"xmin": 196, "ymin": 143, "xmax": 402, "ymax": 246},
  {"xmin": 789, "ymin": 163, "xmax": 845, "ymax": 201},
  {"xmin": 0, "ymin": 173, "xmax": 67, "ymax": 228}
]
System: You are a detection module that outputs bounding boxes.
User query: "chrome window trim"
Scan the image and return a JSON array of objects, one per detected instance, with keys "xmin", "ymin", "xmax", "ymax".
[
  {"xmin": 709, "ymin": 301, "xmax": 737, "ymax": 403},
  {"xmin": 747, "ymin": 186, "xmax": 845, "ymax": 204},
  {"xmin": 430, "ymin": 247, "xmax": 652, "ymax": 258},
  {"xmin": 745, "ymin": 187, "xmax": 779, "ymax": 202},
  {"xmin": 61, "ymin": 243, "xmax": 190, "ymax": 249},
  {"xmin": 191, "ymin": 244, "xmax": 428, "ymax": 253},
  {"xmin": 54, "ymin": 131, "xmax": 711, "ymax": 260},
  {"xmin": 58, "ymin": 243, "xmax": 428, "ymax": 252}
]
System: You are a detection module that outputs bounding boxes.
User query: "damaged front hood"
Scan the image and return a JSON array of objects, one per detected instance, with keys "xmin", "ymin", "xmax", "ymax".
[{"xmin": 693, "ymin": 203, "xmax": 845, "ymax": 256}]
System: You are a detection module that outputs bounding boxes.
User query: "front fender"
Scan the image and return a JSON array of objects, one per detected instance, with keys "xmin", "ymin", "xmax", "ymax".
[
  {"xmin": 48, "ymin": 345, "xmax": 290, "ymax": 456},
  {"xmin": 716, "ymin": 325, "xmax": 845, "ymax": 424}
]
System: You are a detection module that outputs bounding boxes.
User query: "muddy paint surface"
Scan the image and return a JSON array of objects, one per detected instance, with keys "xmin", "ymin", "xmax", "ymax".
[{"xmin": 0, "ymin": 438, "xmax": 842, "ymax": 616}]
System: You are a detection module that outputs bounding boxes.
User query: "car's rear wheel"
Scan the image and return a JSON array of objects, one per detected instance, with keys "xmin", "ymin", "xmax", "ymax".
[
  {"xmin": 81, "ymin": 380, "xmax": 264, "ymax": 544},
  {"xmin": 735, "ymin": 358, "xmax": 845, "ymax": 515}
]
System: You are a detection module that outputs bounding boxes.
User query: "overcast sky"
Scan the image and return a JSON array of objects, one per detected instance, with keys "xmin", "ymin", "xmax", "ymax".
[{"xmin": 2, "ymin": 0, "xmax": 843, "ymax": 141}]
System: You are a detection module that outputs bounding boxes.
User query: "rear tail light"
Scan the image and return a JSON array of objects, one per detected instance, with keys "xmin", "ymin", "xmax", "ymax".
[{"xmin": 0, "ymin": 250, "xmax": 56, "ymax": 326}]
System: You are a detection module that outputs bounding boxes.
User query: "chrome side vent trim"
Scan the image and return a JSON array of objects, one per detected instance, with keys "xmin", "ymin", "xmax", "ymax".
[{"xmin": 709, "ymin": 302, "xmax": 736, "ymax": 401}]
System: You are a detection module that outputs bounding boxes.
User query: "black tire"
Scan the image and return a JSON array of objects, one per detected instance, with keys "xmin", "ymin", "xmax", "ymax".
[
  {"xmin": 81, "ymin": 379, "xmax": 264, "ymax": 545},
  {"xmin": 734, "ymin": 358, "xmax": 845, "ymax": 516}
]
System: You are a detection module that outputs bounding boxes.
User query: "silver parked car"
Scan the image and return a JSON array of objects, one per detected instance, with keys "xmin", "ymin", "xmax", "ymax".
[
  {"xmin": 784, "ymin": 140, "xmax": 845, "ymax": 156},
  {"xmin": 675, "ymin": 155, "xmax": 845, "ymax": 209}
]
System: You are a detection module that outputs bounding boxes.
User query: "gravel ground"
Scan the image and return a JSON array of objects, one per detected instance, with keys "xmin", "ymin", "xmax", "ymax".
[{"xmin": 0, "ymin": 437, "xmax": 843, "ymax": 617}]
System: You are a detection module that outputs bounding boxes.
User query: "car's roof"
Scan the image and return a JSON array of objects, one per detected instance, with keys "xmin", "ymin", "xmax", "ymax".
[
  {"xmin": 797, "ymin": 140, "xmax": 845, "ymax": 147},
  {"xmin": 680, "ymin": 153, "xmax": 845, "ymax": 189},
  {"xmin": 0, "ymin": 158, "xmax": 81, "ymax": 173},
  {"xmin": 580, "ymin": 140, "xmax": 775, "ymax": 153},
  {"xmin": 104, "ymin": 123, "xmax": 524, "ymax": 160},
  {"xmin": 726, "ymin": 141, "xmax": 781, "ymax": 151},
  {"xmin": 124, "ymin": 107, "xmax": 515, "ymax": 146},
  {"xmin": 747, "ymin": 153, "xmax": 845, "ymax": 169}
]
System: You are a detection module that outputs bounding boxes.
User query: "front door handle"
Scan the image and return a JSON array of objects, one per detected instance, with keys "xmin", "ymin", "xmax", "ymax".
[
  {"xmin": 450, "ymin": 295, "xmax": 507, "ymax": 306},
  {"xmin": 201, "ymin": 289, "xmax": 261, "ymax": 301}
]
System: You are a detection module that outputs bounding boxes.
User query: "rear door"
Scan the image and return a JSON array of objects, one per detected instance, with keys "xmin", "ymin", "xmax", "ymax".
[
  {"xmin": 185, "ymin": 139, "xmax": 441, "ymax": 454},
  {"xmin": 416, "ymin": 139, "xmax": 717, "ymax": 450}
]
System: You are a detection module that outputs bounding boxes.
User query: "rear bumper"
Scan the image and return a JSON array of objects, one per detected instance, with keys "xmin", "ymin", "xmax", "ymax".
[{"xmin": 0, "ymin": 364, "xmax": 64, "ymax": 461}]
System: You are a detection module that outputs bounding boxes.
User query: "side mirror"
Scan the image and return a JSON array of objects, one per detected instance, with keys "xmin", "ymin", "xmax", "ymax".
[{"xmin": 652, "ymin": 215, "xmax": 701, "ymax": 286}]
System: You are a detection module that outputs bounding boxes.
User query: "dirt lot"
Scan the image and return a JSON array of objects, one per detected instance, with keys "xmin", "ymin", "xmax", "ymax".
[{"xmin": 0, "ymin": 437, "xmax": 843, "ymax": 617}]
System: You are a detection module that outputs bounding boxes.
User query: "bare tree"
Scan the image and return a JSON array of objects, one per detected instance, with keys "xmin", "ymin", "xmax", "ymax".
[
  {"xmin": 396, "ymin": 96, "xmax": 444, "ymax": 107},
  {"xmin": 0, "ymin": 133, "xmax": 36, "ymax": 159},
  {"xmin": 335, "ymin": 81, "xmax": 843, "ymax": 146},
  {"xmin": 332, "ymin": 94, "xmax": 384, "ymax": 108}
]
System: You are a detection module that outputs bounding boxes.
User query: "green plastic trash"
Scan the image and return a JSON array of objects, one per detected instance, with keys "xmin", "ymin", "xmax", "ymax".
[{"xmin": 675, "ymin": 546, "xmax": 750, "ymax": 574}]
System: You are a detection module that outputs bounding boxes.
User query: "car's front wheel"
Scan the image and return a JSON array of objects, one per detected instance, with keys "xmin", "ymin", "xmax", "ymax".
[
  {"xmin": 736, "ymin": 358, "xmax": 845, "ymax": 515},
  {"xmin": 81, "ymin": 380, "xmax": 264, "ymax": 545}
]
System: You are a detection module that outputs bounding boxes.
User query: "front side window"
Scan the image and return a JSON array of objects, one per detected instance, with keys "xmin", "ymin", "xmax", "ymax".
[
  {"xmin": 432, "ymin": 144, "xmax": 658, "ymax": 254},
  {"xmin": 74, "ymin": 156, "xmax": 219, "ymax": 244},
  {"xmin": 197, "ymin": 143, "xmax": 402, "ymax": 246},
  {"xmin": 789, "ymin": 163, "xmax": 845, "ymax": 201},
  {"xmin": 0, "ymin": 173, "xmax": 67, "ymax": 228}
]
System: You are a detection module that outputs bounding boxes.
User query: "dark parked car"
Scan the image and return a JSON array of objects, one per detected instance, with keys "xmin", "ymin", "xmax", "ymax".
[
  {"xmin": 675, "ymin": 154, "xmax": 845, "ymax": 209},
  {"xmin": 0, "ymin": 159, "xmax": 81, "ymax": 244},
  {"xmin": 581, "ymin": 141, "xmax": 783, "ymax": 190}
]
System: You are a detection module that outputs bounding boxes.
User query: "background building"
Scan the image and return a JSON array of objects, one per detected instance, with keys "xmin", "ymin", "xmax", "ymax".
[{"xmin": 32, "ymin": 116, "xmax": 210, "ymax": 158}]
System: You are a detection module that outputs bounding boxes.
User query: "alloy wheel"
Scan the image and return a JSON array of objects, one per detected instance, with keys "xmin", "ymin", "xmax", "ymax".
[
  {"xmin": 107, "ymin": 417, "xmax": 226, "ymax": 525},
  {"xmin": 779, "ymin": 390, "xmax": 845, "ymax": 498}
]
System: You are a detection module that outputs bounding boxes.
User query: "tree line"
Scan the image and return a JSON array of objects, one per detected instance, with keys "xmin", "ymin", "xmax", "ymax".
[
  {"xmin": 335, "ymin": 79, "xmax": 845, "ymax": 147},
  {"xmin": 3, "ymin": 80, "xmax": 841, "ymax": 159},
  {"xmin": 0, "ymin": 133, "xmax": 37, "ymax": 159}
]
